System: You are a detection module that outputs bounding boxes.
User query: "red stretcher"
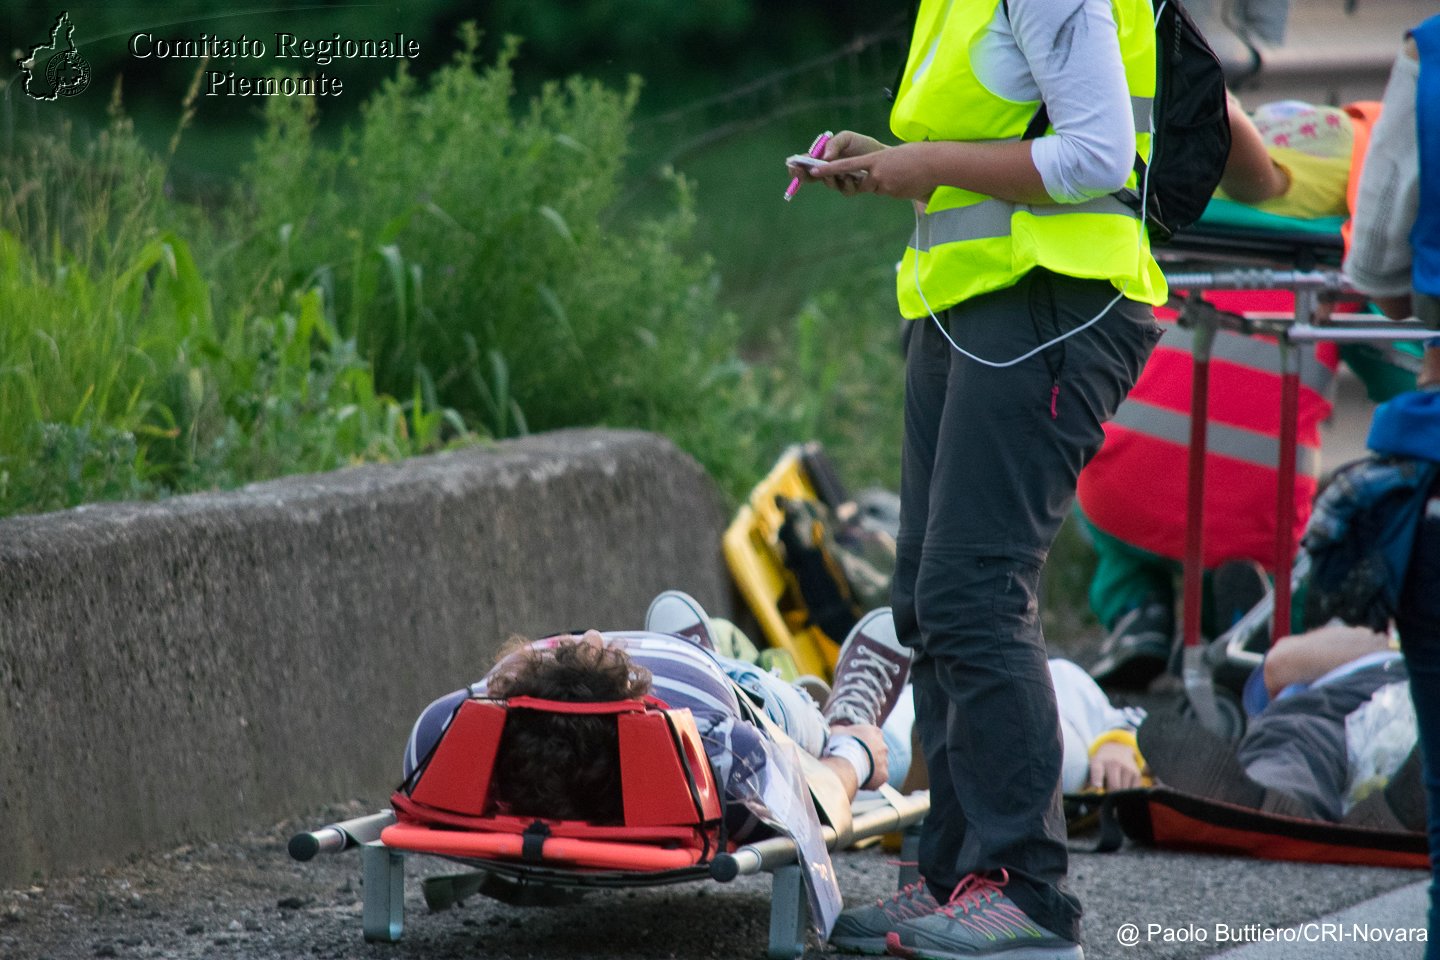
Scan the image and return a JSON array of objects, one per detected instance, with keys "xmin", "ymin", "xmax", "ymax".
[{"xmin": 288, "ymin": 693, "xmax": 928, "ymax": 958}]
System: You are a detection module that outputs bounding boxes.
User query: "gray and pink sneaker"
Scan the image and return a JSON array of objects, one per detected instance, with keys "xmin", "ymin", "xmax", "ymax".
[
  {"xmin": 831, "ymin": 879, "xmax": 939, "ymax": 955},
  {"xmin": 886, "ymin": 871, "xmax": 1081, "ymax": 960},
  {"xmin": 824, "ymin": 607, "xmax": 911, "ymax": 728}
]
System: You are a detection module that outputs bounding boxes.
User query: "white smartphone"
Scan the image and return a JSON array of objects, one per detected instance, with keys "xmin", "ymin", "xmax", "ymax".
[{"xmin": 786, "ymin": 154, "xmax": 831, "ymax": 170}]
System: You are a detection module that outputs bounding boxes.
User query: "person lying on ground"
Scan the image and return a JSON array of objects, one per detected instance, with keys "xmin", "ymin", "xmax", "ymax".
[
  {"xmin": 1052, "ymin": 658, "xmax": 1148, "ymax": 794},
  {"xmin": 1138, "ymin": 623, "xmax": 1424, "ymax": 830}
]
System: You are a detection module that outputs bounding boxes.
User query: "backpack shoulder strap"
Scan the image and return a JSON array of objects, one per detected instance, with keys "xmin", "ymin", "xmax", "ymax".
[{"xmin": 997, "ymin": 0, "xmax": 1051, "ymax": 140}]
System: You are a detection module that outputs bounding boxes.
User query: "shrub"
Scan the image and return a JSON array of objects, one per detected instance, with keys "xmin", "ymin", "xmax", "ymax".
[
  {"xmin": 0, "ymin": 27, "xmax": 908, "ymax": 520},
  {"xmin": 227, "ymin": 28, "xmax": 754, "ymax": 475}
]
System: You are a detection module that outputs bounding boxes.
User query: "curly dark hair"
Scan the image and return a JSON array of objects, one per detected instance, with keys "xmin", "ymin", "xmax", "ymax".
[{"xmin": 487, "ymin": 637, "xmax": 653, "ymax": 823}]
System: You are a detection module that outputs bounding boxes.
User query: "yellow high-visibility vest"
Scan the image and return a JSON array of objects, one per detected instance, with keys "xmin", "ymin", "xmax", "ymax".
[{"xmin": 890, "ymin": 0, "xmax": 1168, "ymax": 318}]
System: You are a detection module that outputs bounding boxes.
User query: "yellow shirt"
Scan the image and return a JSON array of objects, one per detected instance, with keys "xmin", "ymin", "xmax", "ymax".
[{"xmin": 1218, "ymin": 101, "xmax": 1353, "ymax": 219}]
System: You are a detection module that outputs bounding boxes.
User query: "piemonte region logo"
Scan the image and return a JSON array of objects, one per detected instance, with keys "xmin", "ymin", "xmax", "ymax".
[{"xmin": 18, "ymin": 12, "xmax": 92, "ymax": 100}]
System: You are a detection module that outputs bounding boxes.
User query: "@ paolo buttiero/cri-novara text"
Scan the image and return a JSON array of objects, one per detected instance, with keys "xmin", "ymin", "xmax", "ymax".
[{"xmin": 128, "ymin": 32, "xmax": 421, "ymax": 97}]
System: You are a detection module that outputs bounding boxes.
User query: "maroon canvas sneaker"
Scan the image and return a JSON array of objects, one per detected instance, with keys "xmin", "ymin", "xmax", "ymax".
[{"xmin": 825, "ymin": 607, "xmax": 911, "ymax": 728}]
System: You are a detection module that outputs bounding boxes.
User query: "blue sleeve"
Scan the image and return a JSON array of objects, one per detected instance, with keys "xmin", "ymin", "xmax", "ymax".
[{"xmin": 401, "ymin": 689, "xmax": 470, "ymax": 780}]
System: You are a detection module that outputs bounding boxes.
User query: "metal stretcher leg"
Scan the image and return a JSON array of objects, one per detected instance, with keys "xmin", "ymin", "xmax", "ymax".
[
  {"xmin": 362, "ymin": 842, "xmax": 406, "ymax": 943},
  {"xmin": 1181, "ymin": 315, "xmax": 1237, "ymax": 735},
  {"xmin": 766, "ymin": 864, "xmax": 808, "ymax": 960},
  {"xmin": 1183, "ymin": 318, "xmax": 1214, "ymax": 663},
  {"xmin": 1273, "ymin": 322, "xmax": 1306, "ymax": 642}
]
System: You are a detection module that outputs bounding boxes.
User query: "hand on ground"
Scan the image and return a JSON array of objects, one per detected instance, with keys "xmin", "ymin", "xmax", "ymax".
[{"xmin": 1089, "ymin": 740, "xmax": 1144, "ymax": 791}]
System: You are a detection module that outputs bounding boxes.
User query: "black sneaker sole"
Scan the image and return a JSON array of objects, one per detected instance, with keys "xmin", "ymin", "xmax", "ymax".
[
  {"xmin": 1138, "ymin": 711, "xmax": 1264, "ymax": 807},
  {"xmin": 887, "ymin": 935, "xmax": 1083, "ymax": 960}
]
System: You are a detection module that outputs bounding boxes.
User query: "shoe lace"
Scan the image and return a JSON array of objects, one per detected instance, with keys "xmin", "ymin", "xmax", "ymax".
[
  {"xmin": 877, "ymin": 879, "xmax": 937, "ymax": 919},
  {"xmin": 828, "ymin": 644, "xmax": 902, "ymax": 725},
  {"xmin": 939, "ymin": 870, "xmax": 1043, "ymax": 939}
]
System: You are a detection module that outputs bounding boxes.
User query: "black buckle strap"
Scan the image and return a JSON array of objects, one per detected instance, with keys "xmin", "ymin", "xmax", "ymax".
[{"xmin": 521, "ymin": 820, "xmax": 552, "ymax": 863}]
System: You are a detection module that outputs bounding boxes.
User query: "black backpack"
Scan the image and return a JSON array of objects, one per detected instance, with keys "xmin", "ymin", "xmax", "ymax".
[
  {"xmin": 1008, "ymin": 0, "xmax": 1230, "ymax": 243},
  {"xmin": 1301, "ymin": 456, "xmax": 1440, "ymax": 631}
]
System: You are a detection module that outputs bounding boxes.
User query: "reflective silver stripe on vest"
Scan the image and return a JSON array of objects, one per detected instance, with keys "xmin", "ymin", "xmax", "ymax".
[
  {"xmin": 908, "ymin": 195, "xmax": 1140, "ymax": 252},
  {"xmin": 1161, "ymin": 326, "xmax": 1337, "ymax": 396},
  {"xmin": 1110, "ymin": 400, "xmax": 1321, "ymax": 476}
]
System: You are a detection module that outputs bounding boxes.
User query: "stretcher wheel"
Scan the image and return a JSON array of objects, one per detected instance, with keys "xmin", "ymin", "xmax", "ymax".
[{"xmin": 1179, "ymin": 685, "xmax": 1245, "ymax": 742}]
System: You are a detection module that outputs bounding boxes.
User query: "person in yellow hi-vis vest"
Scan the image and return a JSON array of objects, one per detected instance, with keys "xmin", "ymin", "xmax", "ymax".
[{"xmin": 788, "ymin": 0, "xmax": 1167, "ymax": 955}]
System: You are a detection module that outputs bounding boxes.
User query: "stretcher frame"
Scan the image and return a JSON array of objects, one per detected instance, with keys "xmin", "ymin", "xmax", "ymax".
[
  {"xmin": 290, "ymin": 787, "xmax": 928, "ymax": 958},
  {"xmin": 1157, "ymin": 223, "xmax": 1435, "ymax": 737}
]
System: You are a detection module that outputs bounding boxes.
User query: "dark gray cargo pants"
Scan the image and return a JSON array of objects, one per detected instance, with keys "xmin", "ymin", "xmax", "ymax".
[{"xmin": 893, "ymin": 268, "xmax": 1161, "ymax": 942}]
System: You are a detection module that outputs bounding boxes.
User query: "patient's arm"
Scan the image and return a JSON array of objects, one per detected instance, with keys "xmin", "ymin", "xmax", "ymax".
[
  {"xmin": 1219, "ymin": 92, "xmax": 1290, "ymax": 204},
  {"xmin": 819, "ymin": 756, "xmax": 860, "ymax": 799},
  {"xmin": 821, "ymin": 722, "xmax": 889, "ymax": 798},
  {"xmin": 1262, "ymin": 623, "xmax": 1393, "ymax": 698}
]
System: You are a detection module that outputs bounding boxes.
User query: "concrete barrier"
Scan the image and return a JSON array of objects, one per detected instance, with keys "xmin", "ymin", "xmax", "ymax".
[{"xmin": 0, "ymin": 429, "xmax": 731, "ymax": 886}]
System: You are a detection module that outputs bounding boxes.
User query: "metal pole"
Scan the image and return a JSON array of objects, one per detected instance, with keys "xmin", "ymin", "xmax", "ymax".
[
  {"xmin": 289, "ymin": 810, "xmax": 396, "ymax": 861},
  {"xmin": 1274, "ymin": 347, "xmax": 1300, "ymax": 641},
  {"xmin": 1272, "ymin": 290, "xmax": 1315, "ymax": 643},
  {"xmin": 711, "ymin": 788, "xmax": 929, "ymax": 881},
  {"xmin": 1165, "ymin": 268, "xmax": 1351, "ymax": 293},
  {"xmin": 1182, "ymin": 315, "xmax": 1216, "ymax": 659},
  {"xmin": 1286, "ymin": 322, "xmax": 1439, "ymax": 342},
  {"xmin": 1180, "ymin": 305, "xmax": 1232, "ymax": 735}
]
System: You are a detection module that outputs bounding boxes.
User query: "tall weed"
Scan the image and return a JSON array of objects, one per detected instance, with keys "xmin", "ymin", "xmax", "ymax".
[{"xmin": 0, "ymin": 27, "xmax": 909, "ymax": 523}]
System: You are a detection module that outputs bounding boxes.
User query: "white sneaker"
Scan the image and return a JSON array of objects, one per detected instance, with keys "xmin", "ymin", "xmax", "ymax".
[
  {"xmin": 644, "ymin": 590, "xmax": 717, "ymax": 651},
  {"xmin": 795, "ymin": 674, "xmax": 832, "ymax": 708},
  {"xmin": 825, "ymin": 607, "xmax": 911, "ymax": 728}
]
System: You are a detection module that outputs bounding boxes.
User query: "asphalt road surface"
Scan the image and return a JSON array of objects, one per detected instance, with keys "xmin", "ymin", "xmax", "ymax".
[{"xmin": 3, "ymin": 797, "xmax": 1425, "ymax": 960}]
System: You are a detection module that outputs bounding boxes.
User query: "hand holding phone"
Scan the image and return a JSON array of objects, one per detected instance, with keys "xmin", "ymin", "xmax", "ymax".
[
  {"xmin": 784, "ymin": 140, "xmax": 867, "ymax": 201},
  {"xmin": 785, "ymin": 154, "xmax": 832, "ymax": 172}
]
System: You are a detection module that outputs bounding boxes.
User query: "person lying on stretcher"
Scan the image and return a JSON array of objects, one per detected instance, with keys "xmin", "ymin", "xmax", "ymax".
[
  {"xmin": 1218, "ymin": 93, "xmax": 1360, "ymax": 219},
  {"xmin": 404, "ymin": 592, "xmax": 906, "ymax": 823},
  {"xmin": 402, "ymin": 590, "xmax": 912, "ymax": 935},
  {"xmin": 403, "ymin": 590, "xmax": 1153, "ymax": 817},
  {"xmin": 400, "ymin": 589, "xmax": 1150, "ymax": 950}
]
